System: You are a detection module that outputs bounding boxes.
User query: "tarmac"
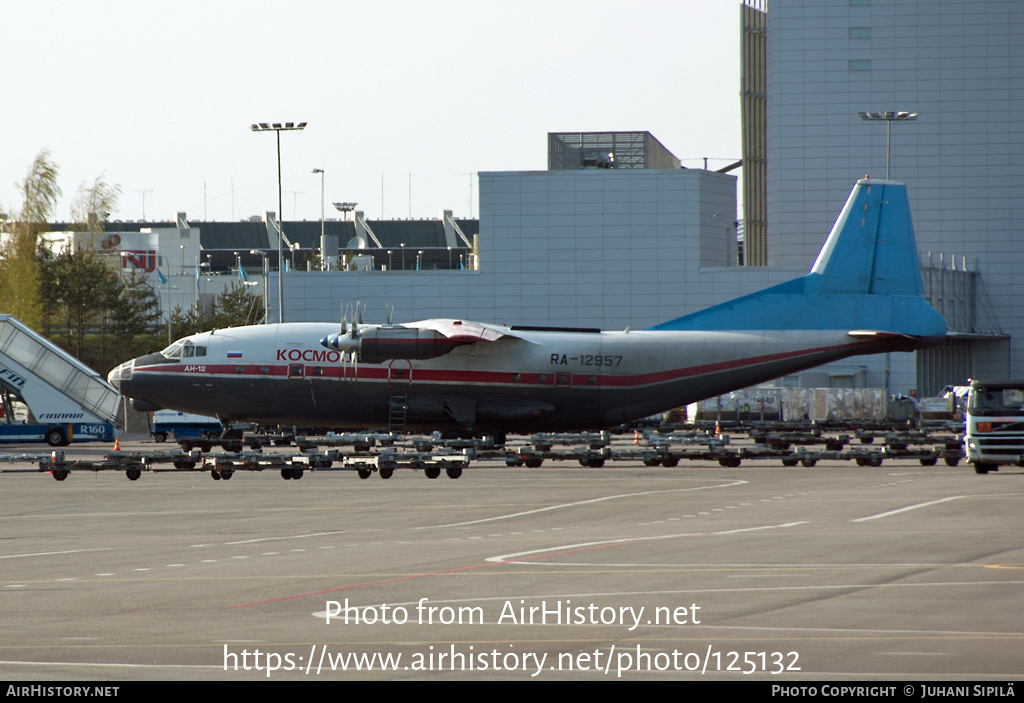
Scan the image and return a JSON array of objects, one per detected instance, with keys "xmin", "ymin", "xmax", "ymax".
[{"xmin": 0, "ymin": 435, "xmax": 1022, "ymax": 681}]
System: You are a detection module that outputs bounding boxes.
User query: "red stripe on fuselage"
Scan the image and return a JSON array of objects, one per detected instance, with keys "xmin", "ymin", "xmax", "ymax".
[{"xmin": 132, "ymin": 340, "xmax": 863, "ymax": 389}]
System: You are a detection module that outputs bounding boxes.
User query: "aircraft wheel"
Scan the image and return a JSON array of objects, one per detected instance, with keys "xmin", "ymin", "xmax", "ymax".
[
  {"xmin": 446, "ymin": 465, "xmax": 463, "ymax": 479},
  {"xmin": 474, "ymin": 427, "xmax": 506, "ymax": 448},
  {"xmin": 424, "ymin": 466, "xmax": 441, "ymax": 479},
  {"xmin": 357, "ymin": 468, "xmax": 372, "ymax": 479},
  {"xmin": 524, "ymin": 459, "xmax": 543, "ymax": 468},
  {"xmin": 52, "ymin": 469, "xmax": 69, "ymax": 481},
  {"xmin": 45, "ymin": 428, "xmax": 66, "ymax": 447},
  {"xmin": 379, "ymin": 467, "xmax": 394, "ymax": 479},
  {"xmin": 126, "ymin": 468, "xmax": 141, "ymax": 481},
  {"xmin": 154, "ymin": 432, "xmax": 168, "ymax": 443},
  {"xmin": 944, "ymin": 457, "xmax": 961, "ymax": 467}
]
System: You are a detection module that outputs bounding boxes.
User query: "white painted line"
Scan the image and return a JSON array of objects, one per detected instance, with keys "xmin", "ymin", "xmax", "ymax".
[
  {"xmin": 423, "ymin": 481, "xmax": 748, "ymax": 529},
  {"xmin": 852, "ymin": 496, "xmax": 964, "ymax": 522}
]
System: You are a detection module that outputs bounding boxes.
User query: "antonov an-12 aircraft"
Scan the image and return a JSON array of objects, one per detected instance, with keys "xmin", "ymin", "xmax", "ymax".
[{"xmin": 108, "ymin": 179, "xmax": 947, "ymax": 443}]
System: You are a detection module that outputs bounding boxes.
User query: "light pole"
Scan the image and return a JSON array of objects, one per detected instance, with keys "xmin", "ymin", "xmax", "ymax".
[
  {"xmin": 857, "ymin": 111, "xmax": 918, "ymax": 179},
  {"xmin": 249, "ymin": 249, "xmax": 269, "ymax": 323},
  {"xmin": 312, "ymin": 169, "xmax": 325, "ymax": 270},
  {"xmin": 250, "ymin": 121, "xmax": 307, "ymax": 323}
]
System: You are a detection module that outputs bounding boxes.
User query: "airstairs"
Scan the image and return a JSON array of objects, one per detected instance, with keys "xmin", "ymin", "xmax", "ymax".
[{"xmin": 0, "ymin": 315, "xmax": 121, "ymax": 428}]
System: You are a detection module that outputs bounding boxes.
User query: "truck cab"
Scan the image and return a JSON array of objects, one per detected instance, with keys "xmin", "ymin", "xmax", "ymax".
[{"xmin": 963, "ymin": 379, "xmax": 1024, "ymax": 474}]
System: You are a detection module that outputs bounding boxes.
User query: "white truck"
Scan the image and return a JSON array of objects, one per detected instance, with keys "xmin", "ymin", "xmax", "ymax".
[
  {"xmin": 0, "ymin": 315, "xmax": 120, "ymax": 446},
  {"xmin": 962, "ymin": 379, "xmax": 1024, "ymax": 474},
  {"xmin": 151, "ymin": 410, "xmax": 222, "ymax": 443}
]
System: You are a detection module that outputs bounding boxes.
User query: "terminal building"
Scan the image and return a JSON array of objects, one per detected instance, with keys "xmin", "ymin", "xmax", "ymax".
[{"xmin": 45, "ymin": 0, "xmax": 1024, "ymax": 399}]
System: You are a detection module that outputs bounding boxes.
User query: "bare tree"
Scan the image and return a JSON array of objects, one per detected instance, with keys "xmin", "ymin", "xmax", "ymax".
[
  {"xmin": 70, "ymin": 175, "xmax": 121, "ymax": 248},
  {"xmin": 0, "ymin": 149, "xmax": 62, "ymax": 330}
]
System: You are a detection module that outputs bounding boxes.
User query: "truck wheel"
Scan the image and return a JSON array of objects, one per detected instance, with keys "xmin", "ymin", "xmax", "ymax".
[
  {"xmin": 974, "ymin": 463, "xmax": 995, "ymax": 474},
  {"xmin": 154, "ymin": 432, "xmax": 168, "ymax": 443},
  {"xmin": 45, "ymin": 428, "xmax": 66, "ymax": 447}
]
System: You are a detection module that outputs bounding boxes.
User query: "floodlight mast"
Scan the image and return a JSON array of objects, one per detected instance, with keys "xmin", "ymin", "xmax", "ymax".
[
  {"xmin": 857, "ymin": 111, "xmax": 918, "ymax": 180},
  {"xmin": 250, "ymin": 121, "xmax": 307, "ymax": 322}
]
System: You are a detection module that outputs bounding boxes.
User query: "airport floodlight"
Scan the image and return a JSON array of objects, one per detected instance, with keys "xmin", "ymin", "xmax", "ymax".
[
  {"xmin": 858, "ymin": 111, "xmax": 919, "ymax": 179},
  {"xmin": 250, "ymin": 120, "xmax": 307, "ymax": 322},
  {"xmin": 312, "ymin": 170, "xmax": 326, "ymax": 270}
]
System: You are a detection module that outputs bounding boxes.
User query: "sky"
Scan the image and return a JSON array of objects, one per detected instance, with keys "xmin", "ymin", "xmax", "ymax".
[{"xmin": 2, "ymin": 0, "xmax": 743, "ymax": 224}]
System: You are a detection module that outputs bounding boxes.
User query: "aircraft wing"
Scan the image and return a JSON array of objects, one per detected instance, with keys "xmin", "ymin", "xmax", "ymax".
[{"xmin": 404, "ymin": 319, "xmax": 528, "ymax": 344}]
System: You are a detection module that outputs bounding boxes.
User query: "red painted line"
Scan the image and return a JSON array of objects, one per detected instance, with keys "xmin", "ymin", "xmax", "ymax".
[{"xmin": 134, "ymin": 341, "xmax": 865, "ymax": 390}]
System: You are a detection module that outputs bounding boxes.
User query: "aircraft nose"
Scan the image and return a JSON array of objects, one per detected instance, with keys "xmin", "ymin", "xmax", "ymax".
[{"xmin": 107, "ymin": 359, "xmax": 134, "ymax": 390}]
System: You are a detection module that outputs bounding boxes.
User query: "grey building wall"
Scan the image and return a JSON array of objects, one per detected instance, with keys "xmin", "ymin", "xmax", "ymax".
[
  {"xmin": 766, "ymin": 0, "xmax": 1023, "ymax": 390},
  {"xmin": 280, "ymin": 169, "xmax": 744, "ymax": 330}
]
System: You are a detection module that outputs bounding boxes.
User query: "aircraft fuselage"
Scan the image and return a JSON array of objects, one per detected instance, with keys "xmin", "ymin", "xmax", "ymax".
[{"xmin": 112, "ymin": 321, "xmax": 904, "ymax": 434}]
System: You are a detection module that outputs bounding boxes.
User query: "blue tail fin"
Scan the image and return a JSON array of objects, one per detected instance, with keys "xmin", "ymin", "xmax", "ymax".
[{"xmin": 649, "ymin": 178, "xmax": 947, "ymax": 338}]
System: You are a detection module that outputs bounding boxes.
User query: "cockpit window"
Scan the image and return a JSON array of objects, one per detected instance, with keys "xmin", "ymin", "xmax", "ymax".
[
  {"xmin": 160, "ymin": 340, "xmax": 185, "ymax": 359},
  {"xmin": 159, "ymin": 339, "xmax": 205, "ymax": 360}
]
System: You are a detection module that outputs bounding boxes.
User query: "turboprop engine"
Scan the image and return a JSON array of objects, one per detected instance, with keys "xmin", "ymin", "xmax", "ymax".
[{"xmin": 320, "ymin": 325, "xmax": 472, "ymax": 364}]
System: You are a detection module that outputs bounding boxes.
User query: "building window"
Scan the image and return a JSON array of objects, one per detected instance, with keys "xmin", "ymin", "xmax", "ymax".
[
  {"xmin": 849, "ymin": 60, "xmax": 872, "ymax": 71},
  {"xmin": 849, "ymin": 27, "xmax": 871, "ymax": 39}
]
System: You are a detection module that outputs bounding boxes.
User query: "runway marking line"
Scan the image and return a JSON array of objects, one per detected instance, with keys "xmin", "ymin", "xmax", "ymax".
[
  {"xmin": 851, "ymin": 496, "xmax": 964, "ymax": 522},
  {"xmin": 224, "ymin": 521, "xmax": 806, "ymax": 610}
]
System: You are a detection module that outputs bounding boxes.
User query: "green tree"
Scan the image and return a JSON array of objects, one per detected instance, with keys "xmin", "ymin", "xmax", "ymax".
[
  {"xmin": 210, "ymin": 282, "xmax": 265, "ymax": 329},
  {"xmin": 47, "ymin": 245, "xmax": 119, "ymax": 360},
  {"xmin": 0, "ymin": 150, "xmax": 61, "ymax": 329},
  {"xmin": 168, "ymin": 303, "xmax": 210, "ymax": 341}
]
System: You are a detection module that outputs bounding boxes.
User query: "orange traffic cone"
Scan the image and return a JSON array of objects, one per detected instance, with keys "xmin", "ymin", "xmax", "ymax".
[
  {"xmin": 113, "ymin": 436, "xmax": 120, "ymax": 451},
  {"xmin": 714, "ymin": 421, "xmax": 722, "ymax": 439},
  {"xmin": 633, "ymin": 430, "xmax": 640, "ymax": 445}
]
